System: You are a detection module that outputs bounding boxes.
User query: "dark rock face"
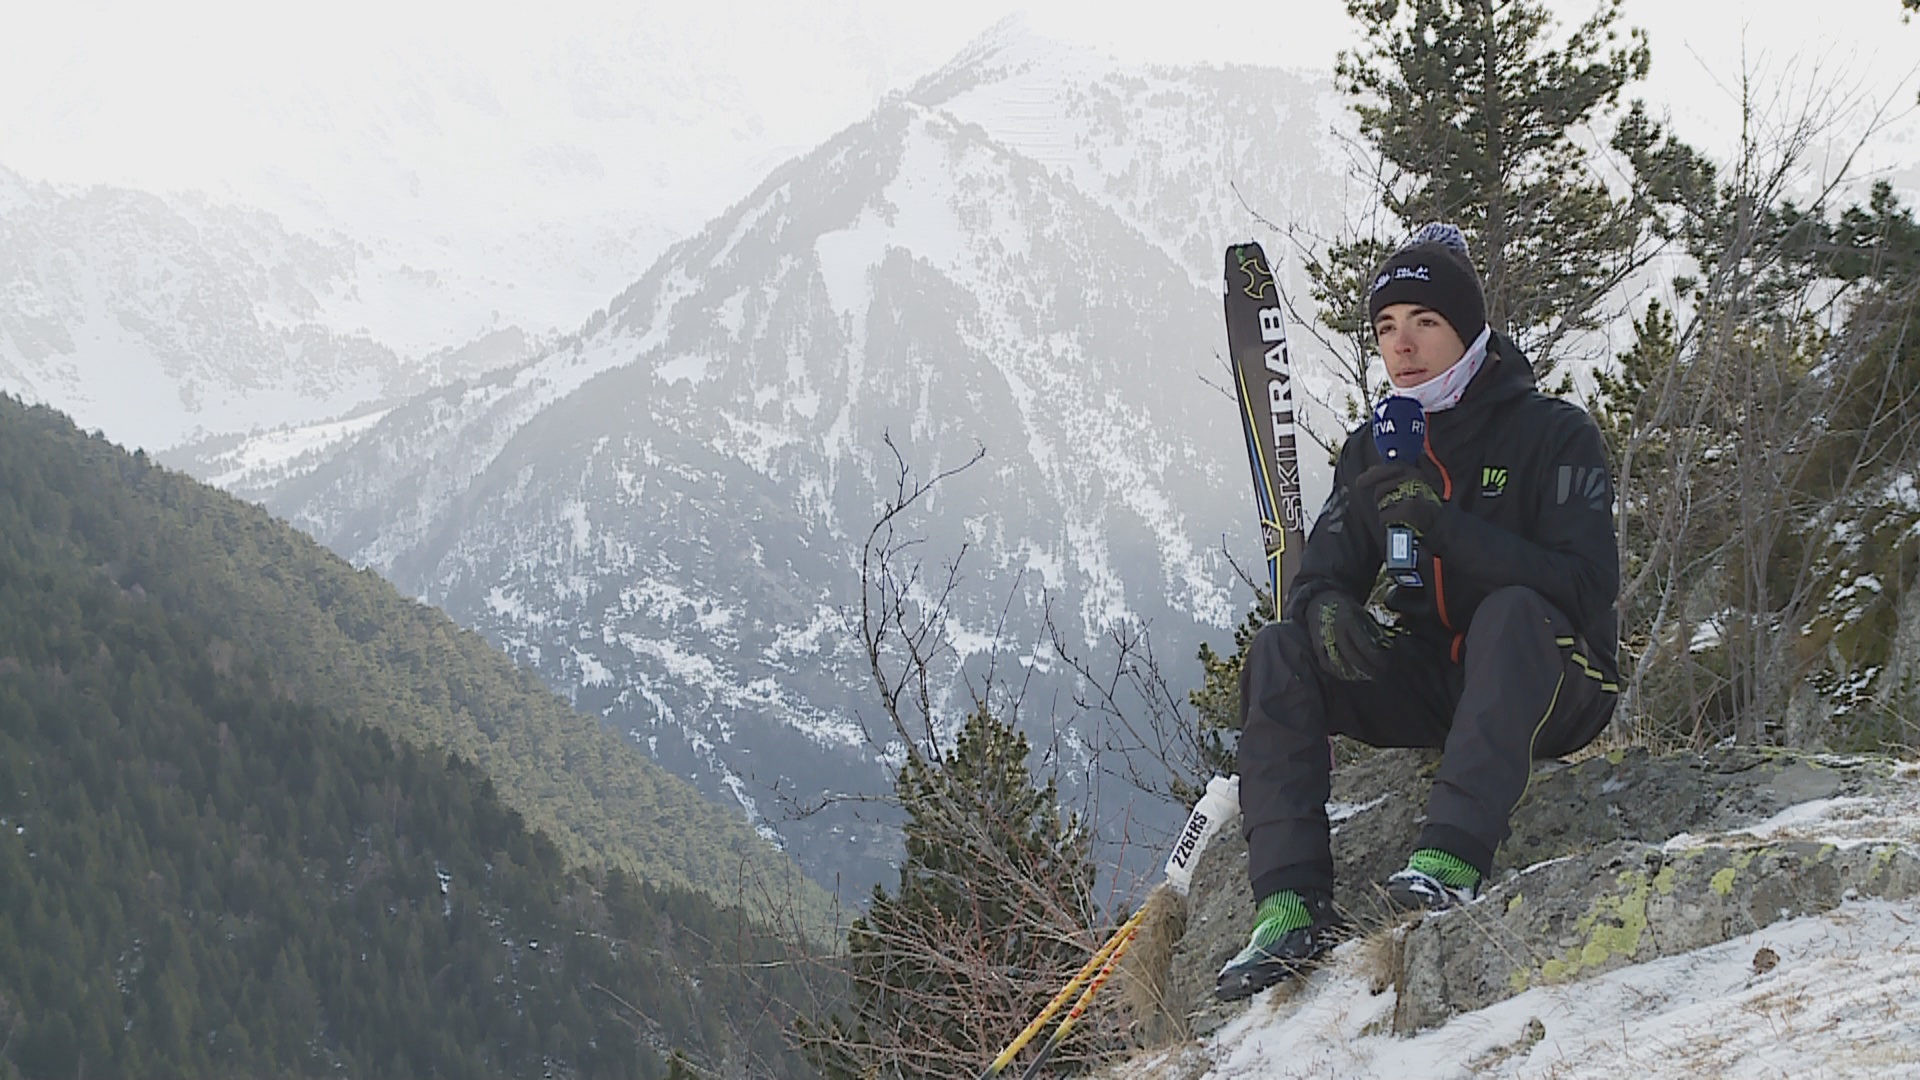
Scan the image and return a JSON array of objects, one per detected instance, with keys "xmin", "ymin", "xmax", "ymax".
[{"xmin": 1161, "ymin": 745, "xmax": 1912, "ymax": 1040}]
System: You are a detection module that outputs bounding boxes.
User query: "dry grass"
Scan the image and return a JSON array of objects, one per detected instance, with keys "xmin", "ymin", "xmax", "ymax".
[
  {"xmin": 1116, "ymin": 883, "xmax": 1191, "ymax": 1043},
  {"xmin": 1356, "ymin": 919, "xmax": 1407, "ymax": 997}
]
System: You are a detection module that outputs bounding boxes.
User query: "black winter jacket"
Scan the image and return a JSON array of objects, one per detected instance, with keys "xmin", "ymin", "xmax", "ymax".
[{"xmin": 1282, "ymin": 332, "xmax": 1621, "ymax": 685}]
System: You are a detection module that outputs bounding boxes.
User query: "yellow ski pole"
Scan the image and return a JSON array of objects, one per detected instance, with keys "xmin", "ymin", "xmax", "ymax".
[
  {"xmin": 979, "ymin": 775, "xmax": 1240, "ymax": 1078},
  {"xmin": 975, "ymin": 906, "xmax": 1146, "ymax": 1079},
  {"xmin": 1013, "ymin": 918, "xmax": 1141, "ymax": 1080}
]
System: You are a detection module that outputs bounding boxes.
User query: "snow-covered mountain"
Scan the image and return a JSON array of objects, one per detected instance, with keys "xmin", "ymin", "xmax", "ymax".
[
  {"xmin": 0, "ymin": 3, "xmax": 989, "ymax": 452},
  {"xmin": 178, "ymin": 30, "xmax": 1354, "ymax": 899},
  {"xmin": 918, "ymin": 30, "xmax": 1347, "ymax": 292},
  {"xmin": 0, "ymin": 165, "xmax": 543, "ymax": 449}
]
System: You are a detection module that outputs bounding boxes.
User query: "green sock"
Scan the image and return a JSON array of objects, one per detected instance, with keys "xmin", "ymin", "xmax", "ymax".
[
  {"xmin": 1407, "ymin": 848, "xmax": 1481, "ymax": 889},
  {"xmin": 1248, "ymin": 889, "xmax": 1312, "ymax": 947}
]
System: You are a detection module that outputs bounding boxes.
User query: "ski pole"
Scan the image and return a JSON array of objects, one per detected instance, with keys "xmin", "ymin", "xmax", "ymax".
[
  {"xmin": 975, "ymin": 905, "xmax": 1146, "ymax": 1079},
  {"xmin": 979, "ymin": 776, "xmax": 1240, "ymax": 1078},
  {"xmin": 1013, "ymin": 918, "xmax": 1140, "ymax": 1080}
]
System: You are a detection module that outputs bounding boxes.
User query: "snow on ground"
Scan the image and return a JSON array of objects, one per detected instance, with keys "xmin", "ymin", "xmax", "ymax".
[
  {"xmin": 203, "ymin": 408, "xmax": 391, "ymax": 488},
  {"xmin": 1186, "ymin": 899, "xmax": 1920, "ymax": 1079},
  {"xmin": 1669, "ymin": 761, "xmax": 1920, "ymax": 854},
  {"xmin": 1121, "ymin": 783, "xmax": 1920, "ymax": 1080}
]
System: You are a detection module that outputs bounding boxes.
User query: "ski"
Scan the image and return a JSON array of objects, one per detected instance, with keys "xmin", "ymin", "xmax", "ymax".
[{"xmin": 1223, "ymin": 242, "xmax": 1306, "ymax": 617}]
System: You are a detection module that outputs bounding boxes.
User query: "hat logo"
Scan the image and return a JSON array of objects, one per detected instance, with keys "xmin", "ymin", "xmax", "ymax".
[{"xmin": 1370, "ymin": 264, "xmax": 1433, "ymax": 294}]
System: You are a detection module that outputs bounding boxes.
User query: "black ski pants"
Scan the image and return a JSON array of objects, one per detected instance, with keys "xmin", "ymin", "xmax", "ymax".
[{"xmin": 1239, "ymin": 585, "xmax": 1617, "ymax": 903}]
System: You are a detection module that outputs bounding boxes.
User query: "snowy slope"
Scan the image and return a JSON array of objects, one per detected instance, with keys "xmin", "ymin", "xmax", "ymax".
[
  {"xmin": 915, "ymin": 23, "xmax": 1351, "ymax": 291},
  {"xmin": 1153, "ymin": 900, "xmax": 1920, "ymax": 1078},
  {"xmin": 911, "ymin": 25, "xmax": 1366, "ymax": 456},
  {"xmin": 0, "ymin": 166, "xmax": 540, "ymax": 449}
]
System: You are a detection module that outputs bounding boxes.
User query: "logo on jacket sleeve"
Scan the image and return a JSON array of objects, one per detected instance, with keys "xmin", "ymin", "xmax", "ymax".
[
  {"xmin": 1557, "ymin": 465, "xmax": 1611, "ymax": 510},
  {"xmin": 1480, "ymin": 467, "xmax": 1509, "ymax": 498}
]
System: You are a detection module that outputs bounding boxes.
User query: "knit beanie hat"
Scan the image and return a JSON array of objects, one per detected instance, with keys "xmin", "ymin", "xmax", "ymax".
[{"xmin": 1365, "ymin": 223, "xmax": 1487, "ymax": 345}]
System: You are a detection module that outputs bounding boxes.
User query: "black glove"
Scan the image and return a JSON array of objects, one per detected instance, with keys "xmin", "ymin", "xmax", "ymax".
[
  {"xmin": 1356, "ymin": 463, "xmax": 1445, "ymax": 537},
  {"xmin": 1304, "ymin": 590, "xmax": 1392, "ymax": 682}
]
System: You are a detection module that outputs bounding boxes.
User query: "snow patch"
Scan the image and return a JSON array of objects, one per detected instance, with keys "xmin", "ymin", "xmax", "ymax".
[
  {"xmin": 1189, "ymin": 901, "xmax": 1920, "ymax": 1079},
  {"xmin": 715, "ymin": 291, "xmax": 746, "ymax": 339},
  {"xmin": 560, "ymin": 500, "xmax": 592, "ymax": 557},
  {"xmin": 1689, "ymin": 617, "xmax": 1724, "ymax": 653},
  {"xmin": 814, "ymin": 210, "xmax": 887, "ymax": 322},
  {"xmin": 1680, "ymin": 792, "xmax": 1920, "ymax": 852},
  {"xmin": 1327, "ymin": 795, "xmax": 1389, "ymax": 825},
  {"xmin": 572, "ymin": 648, "xmax": 613, "ymax": 688},
  {"xmin": 205, "ymin": 408, "xmax": 392, "ymax": 488},
  {"xmin": 484, "ymin": 586, "xmax": 543, "ymax": 626},
  {"xmin": 656, "ymin": 352, "xmax": 711, "ymax": 386},
  {"xmin": 766, "ymin": 605, "xmax": 843, "ymax": 660}
]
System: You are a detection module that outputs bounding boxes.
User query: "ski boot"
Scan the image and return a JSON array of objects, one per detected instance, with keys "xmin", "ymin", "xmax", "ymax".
[
  {"xmin": 1385, "ymin": 848, "xmax": 1482, "ymax": 912},
  {"xmin": 1215, "ymin": 889, "xmax": 1344, "ymax": 1001}
]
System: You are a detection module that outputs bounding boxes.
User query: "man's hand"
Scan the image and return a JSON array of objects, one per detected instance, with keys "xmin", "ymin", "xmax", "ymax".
[
  {"xmin": 1306, "ymin": 590, "xmax": 1392, "ymax": 681},
  {"xmin": 1357, "ymin": 463, "xmax": 1444, "ymax": 537}
]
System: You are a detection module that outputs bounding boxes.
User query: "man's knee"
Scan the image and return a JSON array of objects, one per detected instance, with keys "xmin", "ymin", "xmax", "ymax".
[
  {"xmin": 1239, "ymin": 620, "xmax": 1318, "ymax": 728},
  {"xmin": 1248, "ymin": 619, "xmax": 1316, "ymax": 675},
  {"xmin": 1466, "ymin": 586, "xmax": 1568, "ymax": 645}
]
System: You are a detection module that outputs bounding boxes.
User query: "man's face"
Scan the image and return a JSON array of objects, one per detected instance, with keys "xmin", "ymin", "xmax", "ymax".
[{"xmin": 1374, "ymin": 303, "xmax": 1467, "ymax": 389}]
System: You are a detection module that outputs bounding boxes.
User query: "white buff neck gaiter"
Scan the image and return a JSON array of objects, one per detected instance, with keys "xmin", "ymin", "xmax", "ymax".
[{"xmin": 1395, "ymin": 326, "xmax": 1492, "ymax": 413}]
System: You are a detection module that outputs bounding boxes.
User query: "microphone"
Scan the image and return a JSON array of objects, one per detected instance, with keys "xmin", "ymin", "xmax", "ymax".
[{"xmin": 1371, "ymin": 395, "xmax": 1427, "ymax": 588}]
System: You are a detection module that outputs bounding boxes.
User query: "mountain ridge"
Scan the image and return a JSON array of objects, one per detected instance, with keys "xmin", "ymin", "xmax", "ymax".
[
  {"xmin": 0, "ymin": 393, "xmax": 823, "ymax": 1078},
  {"xmin": 0, "ymin": 392, "xmax": 836, "ymax": 935},
  {"xmin": 0, "ymin": 163, "xmax": 547, "ymax": 450}
]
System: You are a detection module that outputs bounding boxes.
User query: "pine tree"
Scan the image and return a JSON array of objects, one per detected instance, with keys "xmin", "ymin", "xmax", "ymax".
[
  {"xmin": 1596, "ymin": 78, "xmax": 1920, "ymax": 747},
  {"xmin": 805, "ymin": 705, "xmax": 1100, "ymax": 1079},
  {"xmin": 1326, "ymin": 0, "xmax": 1668, "ymax": 381}
]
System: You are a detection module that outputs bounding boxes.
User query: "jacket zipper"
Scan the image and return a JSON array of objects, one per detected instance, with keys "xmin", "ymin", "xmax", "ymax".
[{"xmin": 1424, "ymin": 434, "xmax": 1463, "ymax": 663}]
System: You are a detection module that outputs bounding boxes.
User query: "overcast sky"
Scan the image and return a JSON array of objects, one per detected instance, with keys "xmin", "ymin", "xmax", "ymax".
[{"xmin": 3, "ymin": 1, "xmax": 1914, "ymax": 178}]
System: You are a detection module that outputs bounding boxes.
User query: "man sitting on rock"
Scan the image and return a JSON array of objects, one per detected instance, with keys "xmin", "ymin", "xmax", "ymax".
[{"xmin": 1216, "ymin": 223, "xmax": 1623, "ymax": 1001}]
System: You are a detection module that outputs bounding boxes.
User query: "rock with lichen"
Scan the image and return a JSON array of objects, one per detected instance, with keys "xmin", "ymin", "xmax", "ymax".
[{"xmin": 1389, "ymin": 835, "xmax": 1920, "ymax": 1031}]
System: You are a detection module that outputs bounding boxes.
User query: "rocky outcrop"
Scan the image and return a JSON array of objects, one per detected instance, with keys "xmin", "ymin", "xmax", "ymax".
[
  {"xmin": 1391, "ymin": 835, "xmax": 1920, "ymax": 1032},
  {"xmin": 1157, "ymin": 744, "xmax": 1916, "ymax": 1041}
]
